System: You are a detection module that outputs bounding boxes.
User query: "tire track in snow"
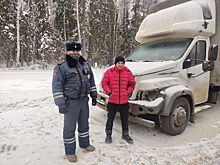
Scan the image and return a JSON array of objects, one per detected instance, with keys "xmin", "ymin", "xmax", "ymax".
[{"xmin": 0, "ymin": 96, "xmax": 53, "ymax": 113}]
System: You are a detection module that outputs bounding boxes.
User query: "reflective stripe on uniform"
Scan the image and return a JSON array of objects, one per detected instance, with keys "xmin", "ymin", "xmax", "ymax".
[
  {"xmin": 53, "ymin": 92, "xmax": 63, "ymax": 96},
  {"xmin": 54, "ymin": 95, "xmax": 64, "ymax": 99},
  {"xmin": 78, "ymin": 132, "xmax": 89, "ymax": 138},
  {"xmin": 90, "ymin": 86, "xmax": 97, "ymax": 92},
  {"xmin": 64, "ymin": 141, "xmax": 75, "ymax": 144},
  {"xmin": 64, "ymin": 137, "xmax": 76, "ymax": 144},
  {"xmin": 53, "ymin": 92, "xmax": 64, "ymax": 99}
]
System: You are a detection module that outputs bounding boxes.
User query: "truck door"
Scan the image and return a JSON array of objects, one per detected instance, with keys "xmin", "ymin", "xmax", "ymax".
[{"xmin": 183, "ymin": 40, "xmax": 210, "ymax": 104}]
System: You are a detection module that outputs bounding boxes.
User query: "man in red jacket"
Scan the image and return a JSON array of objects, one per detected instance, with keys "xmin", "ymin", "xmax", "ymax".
[{"xmin": 102, "ymin": 55, "xmax": 136, "ymax": 144}]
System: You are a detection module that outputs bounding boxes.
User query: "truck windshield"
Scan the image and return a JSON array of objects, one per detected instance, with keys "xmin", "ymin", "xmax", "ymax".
[{"xmin": 126, "ymin": 39, "xmax": 192, "ymax": 62}]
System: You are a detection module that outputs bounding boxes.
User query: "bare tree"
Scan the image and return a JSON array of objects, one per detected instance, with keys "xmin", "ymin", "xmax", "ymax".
[
  {"xmin": 63, "ymin": 5, "xmax": 66, "ymax": 41},
  {"xmin": 31, "ymin": 0, "xmax": 37, "ymax": 64},
  {"xmin": 76, "ymin": 0, "xmax": 81, "ymax": 41},
  {"xmin": 16, "ymin": 0, "xmax": 21, "ymax": 67}
]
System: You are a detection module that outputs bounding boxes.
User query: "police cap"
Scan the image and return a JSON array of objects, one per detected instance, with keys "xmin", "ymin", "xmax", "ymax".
[{"xmin": 64, "ymin": 40, "xmax": 81, "ymax": 51}]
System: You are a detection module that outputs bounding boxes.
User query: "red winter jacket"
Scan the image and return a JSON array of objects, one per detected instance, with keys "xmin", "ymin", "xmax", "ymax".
[{"xmin": 102, "ymin": 66, "xmax": 136, "ymax": 105}]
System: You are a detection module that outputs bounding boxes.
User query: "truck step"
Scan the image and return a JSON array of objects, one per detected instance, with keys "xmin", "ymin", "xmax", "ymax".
[
  {"xmin": 128, "ymin": 115, "xmax": 155, "ymax": 128},
  {"xmin": 194, "ymin": 104, "xmax": 211, "ymax": 114}
]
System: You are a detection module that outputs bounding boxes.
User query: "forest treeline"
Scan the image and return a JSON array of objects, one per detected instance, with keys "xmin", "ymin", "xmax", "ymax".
[{"xmin": 0, "ymin": 0, "xmax": 156, "ymax": 68}]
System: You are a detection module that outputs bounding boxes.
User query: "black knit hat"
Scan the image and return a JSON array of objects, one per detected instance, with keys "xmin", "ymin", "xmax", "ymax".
[
  {"xmin": 115, "ymin": 55, "xmax": 125, "ymax": 65},
  {"xmin": 64, "ymin": 40, "xmax": 81, "ymax": 51}
]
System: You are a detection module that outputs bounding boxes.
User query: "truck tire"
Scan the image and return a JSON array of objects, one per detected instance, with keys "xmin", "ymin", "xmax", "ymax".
[{"xmin": 160, "ymin": 97, "xmax": 190, "ymax": 135}]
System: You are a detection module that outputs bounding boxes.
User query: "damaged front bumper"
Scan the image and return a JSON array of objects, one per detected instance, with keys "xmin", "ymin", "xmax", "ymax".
[
  {"xmin": 97, "ymin": 92, "xmax": 164, "ymax": 115},
  {"xmin": 129, "ymin": 97, "xmax": 164, "ymax": 115}
]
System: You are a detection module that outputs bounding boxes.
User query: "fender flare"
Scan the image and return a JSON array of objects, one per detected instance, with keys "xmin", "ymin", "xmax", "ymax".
[{"xmin": 160, "ymin": 85, "xmax": 194, "ymax": 122}]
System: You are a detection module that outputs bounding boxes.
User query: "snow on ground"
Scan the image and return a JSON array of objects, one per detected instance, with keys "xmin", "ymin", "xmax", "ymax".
[{"xmin": 0, "ymin": 69, "xmax": 220, "ymax": 165}]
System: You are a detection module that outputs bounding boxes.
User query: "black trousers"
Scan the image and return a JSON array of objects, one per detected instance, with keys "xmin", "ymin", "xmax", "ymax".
[{"xmin": 106, "ymin": 102, "xmax": 130, "ymax": 131}]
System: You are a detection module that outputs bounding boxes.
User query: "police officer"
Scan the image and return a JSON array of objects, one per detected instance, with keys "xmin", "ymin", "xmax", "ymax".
[{"xmin": 52, "ymin": 40, "xmax": 97, "ymax": 163}]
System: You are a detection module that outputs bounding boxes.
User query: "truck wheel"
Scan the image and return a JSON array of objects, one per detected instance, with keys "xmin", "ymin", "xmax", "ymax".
[{"xmin": 160, "ymin": 97, "xmax": 190, "ymax": 136}]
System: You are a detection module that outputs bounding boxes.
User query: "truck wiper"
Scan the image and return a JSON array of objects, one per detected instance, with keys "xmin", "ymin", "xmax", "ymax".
[
  {"xmin": 126, "ymin": 59, "xmax": 135, "ymax": 62},
  {"xmin": 143, "ymin": 60, "xmax": 151, "ymax": 62}
]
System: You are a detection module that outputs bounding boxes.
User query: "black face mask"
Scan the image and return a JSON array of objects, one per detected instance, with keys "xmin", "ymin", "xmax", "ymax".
[
  {"xmin": 69, "ymin": 54, "xmax": 80, "ymax": 61},
  {"xmin": 66, "ymin": 54, "xmax": 81, "ymax": 68}
]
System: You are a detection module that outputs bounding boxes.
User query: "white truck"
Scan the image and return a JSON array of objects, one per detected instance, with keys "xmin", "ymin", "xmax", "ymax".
[{"xmin": 97, "ymin": 0, "xmax": 219, "ymax": 135}]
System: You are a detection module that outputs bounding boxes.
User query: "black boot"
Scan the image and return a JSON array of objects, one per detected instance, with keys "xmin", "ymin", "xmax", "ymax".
[
  {"xmin": 105, "ymin": 130, "xmax": 112, "ymax": 143},
  {"xmin": 122, "ymin": 131, "xmax": 133, "ymax": 144}
]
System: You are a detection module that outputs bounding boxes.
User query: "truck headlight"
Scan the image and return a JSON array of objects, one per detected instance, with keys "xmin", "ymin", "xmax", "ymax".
[{"xmin": 137, "ymin": 89, "xmax": 165, "ymax": 101}]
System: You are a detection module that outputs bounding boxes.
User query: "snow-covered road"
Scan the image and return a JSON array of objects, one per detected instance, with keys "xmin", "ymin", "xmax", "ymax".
[{"xmin": 0, "ymin": 69, "xmax": 220, "ymax": 165}]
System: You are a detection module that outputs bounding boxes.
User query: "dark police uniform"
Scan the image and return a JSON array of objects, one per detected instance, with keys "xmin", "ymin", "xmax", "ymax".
[{"xmin": 52, "ymin": 49, "xmax": 97, "ymax": 155}]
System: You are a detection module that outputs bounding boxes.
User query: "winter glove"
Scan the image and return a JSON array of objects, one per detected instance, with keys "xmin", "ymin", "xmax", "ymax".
[
  {"xmin": 92, "ymin": 97, "xmax": 97, "ymax": 106},
  {"xmin": 58, "ymin": 105, "xmax": 68, "ymax": 114}
]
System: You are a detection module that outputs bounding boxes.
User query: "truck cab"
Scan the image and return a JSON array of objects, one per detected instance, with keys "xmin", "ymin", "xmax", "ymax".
[{"xmin": 97, "ymin": 0, "xmax": 219, "ymax": 135}]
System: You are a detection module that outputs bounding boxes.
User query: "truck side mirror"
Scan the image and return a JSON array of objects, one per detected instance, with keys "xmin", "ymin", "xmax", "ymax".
[
  {"xmin": 183, "ymin": 59, "xmax": 191, "ymax": 69},
  {"xmin": 208, "ymin": 45, "xmax": 218, "ymax": 61},
  {"xmin": 202, "ymin": 61, "xmax": 214, "ymax": 72}
]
